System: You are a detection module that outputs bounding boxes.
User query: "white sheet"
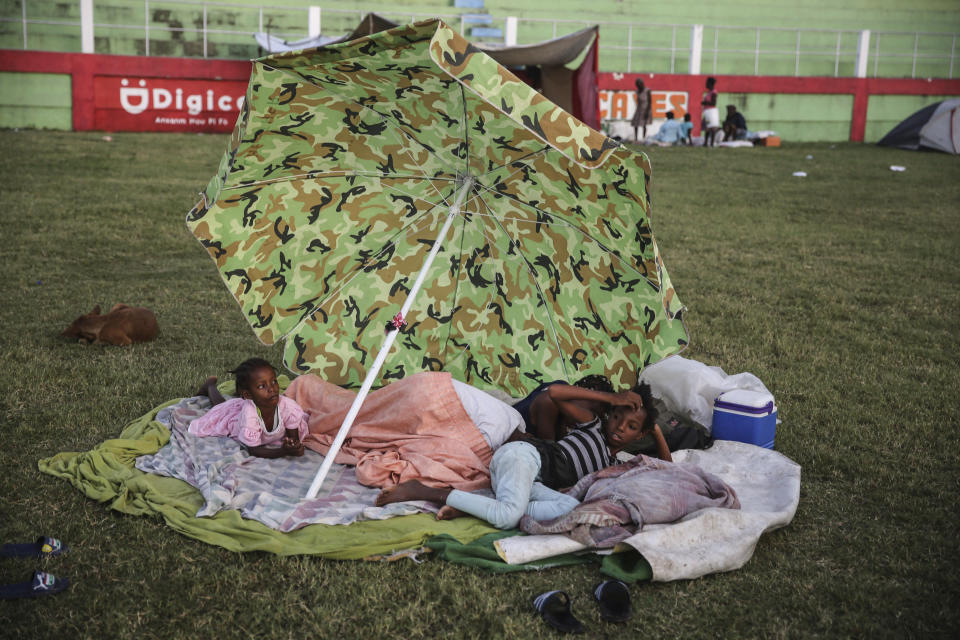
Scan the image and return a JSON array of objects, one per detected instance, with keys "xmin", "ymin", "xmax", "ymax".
[
  {"xmin": 451, "ymin": 379, "xmax": 525, "ymax": 450},
  {"xmin": 639, "ymin": 355, "xmax": 773, "ymax": 430},
  {"xmin": 494, "ymin": 440, "xmax": 800, "ymax": 581}
]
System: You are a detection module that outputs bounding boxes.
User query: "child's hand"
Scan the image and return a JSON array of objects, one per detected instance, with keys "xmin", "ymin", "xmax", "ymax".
[
  {"xmin": 282, "ymin": 434, "xmax": 304, "ymax": 456},
  {"xmin": 282, "ymin": 440, "xmax": 305, "ymax": 456},
  {"xmin": 641, "ymin": 422, "xmax": 661, "ymax": 437}
]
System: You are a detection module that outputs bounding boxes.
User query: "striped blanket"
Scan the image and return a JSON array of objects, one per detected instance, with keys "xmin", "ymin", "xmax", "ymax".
[{"xmin": 135, "ymin": 396, "xmax": 429, "ymax": 531}]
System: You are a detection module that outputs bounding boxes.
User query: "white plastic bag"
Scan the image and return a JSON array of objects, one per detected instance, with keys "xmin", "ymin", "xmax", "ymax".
[{"xmin": 639, "ymin": 356, "xmax": 772, "ymax": 431}]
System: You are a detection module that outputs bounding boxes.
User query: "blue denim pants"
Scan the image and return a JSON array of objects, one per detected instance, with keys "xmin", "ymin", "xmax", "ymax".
[{"xmin": 446, "ymin": 441, "xmax": 579, "ymax": 529}]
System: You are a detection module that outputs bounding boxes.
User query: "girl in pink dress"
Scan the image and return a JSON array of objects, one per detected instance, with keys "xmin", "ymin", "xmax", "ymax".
[{"xmin": 189, "ymin": 358, "xmax": 308, "ymax": 458}]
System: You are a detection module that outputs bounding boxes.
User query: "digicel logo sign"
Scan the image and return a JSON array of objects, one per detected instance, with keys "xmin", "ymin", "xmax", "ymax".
[{"xmin": 93, "ymin": 76, "xmax": 248, "ymax": 132}]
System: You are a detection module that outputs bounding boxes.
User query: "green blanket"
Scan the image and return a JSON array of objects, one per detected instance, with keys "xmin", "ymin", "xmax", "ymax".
[
  {"xmin": 426, "ymin": 532, "xmax": 653, "ymax": 582},
  {"xmin": 38, "ymin": 397, "xmax": 497, "ymax": 559}
]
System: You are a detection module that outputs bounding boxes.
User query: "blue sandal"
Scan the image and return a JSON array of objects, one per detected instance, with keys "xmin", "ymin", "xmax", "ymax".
[
  {"xmin": 533, "ymin": 590, "xmax": 584, "ymax": 634},
  {"xmin": 593, "ymin": 580, "xmax": 631, "ymax": 623},
  {"xmin": 0, "ymin": 536, "xmax": 68, "ymax": 559},
  {"xmin": 0, "ymin": 571, "xmax": 70, "ymax": 599}
]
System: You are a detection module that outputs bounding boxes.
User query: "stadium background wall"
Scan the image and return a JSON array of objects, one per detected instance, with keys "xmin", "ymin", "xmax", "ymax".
[{"xmin": 1, "ymin": 0, "xmax": 958, "ymax": 141}]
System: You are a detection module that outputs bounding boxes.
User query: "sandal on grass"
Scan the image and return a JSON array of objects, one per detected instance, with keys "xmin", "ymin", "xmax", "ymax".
[
  {"xmin": 0, "ymin": 536, "xmax": 68, "ymax": 559},
  {"xmin": 532, "ymin": 590, "xmax": 584, "ymax": 634},
  {"xmin": 593, "ymin": 579, "xmax": 631, "ymax": 623},
  {"xmin": 0, "ymin": 571, "xmax": 70, "ymax": 599}
]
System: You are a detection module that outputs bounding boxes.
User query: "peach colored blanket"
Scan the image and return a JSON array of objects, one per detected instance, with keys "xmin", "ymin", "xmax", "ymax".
[{"xmin": 284, "ymin": 372, "xmax": 493, "ymax": 491}]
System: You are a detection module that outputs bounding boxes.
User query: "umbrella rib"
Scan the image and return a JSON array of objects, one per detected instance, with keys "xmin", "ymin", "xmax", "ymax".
[
  {"xmin": 472, "ymin": 181, "xmax": 661, "ymax": 290},
  {"xmin": 376, "ymin": 175, "xmax": 452, "ymax": 214},
  {"xmin": 479, "ymin": 146, "xmax": 552, "ymax": 179},
  {"xmin": 459, "ymin": 83, "xmax": 470, "ymax": 178},
  {"xmin": 287, "ymin": 200, "xmax": 448, "ymax": 338},
  {"xmin": 472, "ymin": 189, "xmax": 572, "ymax": 383},
  {"xmin": 438, "ymin": 211, "xmax": 469, "ymax": 361},
  {"xmin": 388, "ymin": 129, "xmax": 458, "ymax": 208},
  {"xmin": 433, "ymin": 195, "xmax": 560, "ymax": 382},
  {"xmin": 219, "ymin": 171, "xmax": 457, "ymax": 192},
  {"xmin": 291, "ymin": 181, "xmax": 483, "ymax": 339},
  {"xmin": 475, "ymin": 147, "xmax": 554, "ymax": 218}
]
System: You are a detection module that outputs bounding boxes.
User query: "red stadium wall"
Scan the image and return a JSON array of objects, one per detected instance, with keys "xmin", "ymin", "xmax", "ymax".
[
  {"xmin": 1, "ymin": 50, "xmax": 250, "ymax": 133},
  {"xmin": 599, "ymin": 72, "xmax": 960, "ymax": 142},
  {"xmin": 3, "ymin": 50, "xmax": 960, "ymax": 141}
]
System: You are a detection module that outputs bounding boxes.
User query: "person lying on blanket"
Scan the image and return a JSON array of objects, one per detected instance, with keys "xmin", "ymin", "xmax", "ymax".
[
  {"xmin": 375, "ymin": 382, "xmax": 671, "ymax": 530},
  {"xmin": 511, "ymin": 374, "xmax": 642, "ymax": 441},
  {"xmin": 189, "ymin": 358, "xmax": 309, "ymax": 458},
  {"xmin": 286, "ymin": 371, "xmax": 526, "ymax": 491}
]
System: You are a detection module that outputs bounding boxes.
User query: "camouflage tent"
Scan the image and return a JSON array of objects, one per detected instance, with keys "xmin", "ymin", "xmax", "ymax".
[{"xmin": 187, "ymin": 19, "xmax": 688, "ymax": 399}]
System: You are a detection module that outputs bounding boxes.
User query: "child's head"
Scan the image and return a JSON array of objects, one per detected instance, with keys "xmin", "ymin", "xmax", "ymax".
[
  {"xmin": 635, "ymin": 78, "xmax": 645, "ymax": 90},
  {"xmin": 574, "ymin": 374, "xmax": 614, "ymax": 393},
  {"xmin": 573, "ymin": 375, "xmax": 614, "ymax": 419},
  {"xmin": 706, "ymin": 76, "xmax": 716, "ymax": 89},
  {"xmin": 684, "ymin": 113, "xmax": 691, "ymax": 122},
  {"xmin": 665, "ymin": 111, "xmax": 675, "ymax": 120},
  {"xmin": 603, "ymin": 382, "xmax": 659, "ymax": 452},
  {"xmin": 230, "ymin": 358, "xmax": 279, "ymax": 408}
]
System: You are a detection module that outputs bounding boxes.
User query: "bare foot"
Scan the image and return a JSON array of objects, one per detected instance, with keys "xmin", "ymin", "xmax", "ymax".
[
  {"xmin": 436, "ymin": 505, "xmax": 467, "ymax": 520},
  {"xmin": 195, "ymin": 376, "xmax": 217, "ymax": 397},
  {"xmin": 375, "ymin": 479, "xmax": 444, "ymax": 507}
]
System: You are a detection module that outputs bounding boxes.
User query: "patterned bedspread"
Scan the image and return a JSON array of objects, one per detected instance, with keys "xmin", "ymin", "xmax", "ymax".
[{"xmin": 135, "ymin": 397, "xmax": 430, "ymax": 532}]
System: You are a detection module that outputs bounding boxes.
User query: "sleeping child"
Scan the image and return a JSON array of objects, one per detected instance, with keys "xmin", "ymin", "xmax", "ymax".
[
  {"xmin": 190, "ymin": 358, "xmax": 308, "ymax": 458},
  {"xmin": 511, "ymin": 374, "xmax": 639, "ymax": 441},
  {"xmin": 375, "ymin": 382, "xmax": 671, "ymax": 529}
]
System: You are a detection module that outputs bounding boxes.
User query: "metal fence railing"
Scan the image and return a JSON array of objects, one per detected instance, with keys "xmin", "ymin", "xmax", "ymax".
[
  {"xmin": 1, "ymin": 0, "xmax": 957, "ymax": 78},
  {"xmin": 703, "ymin": 25, "xmax": 862, "ymax": 77}
]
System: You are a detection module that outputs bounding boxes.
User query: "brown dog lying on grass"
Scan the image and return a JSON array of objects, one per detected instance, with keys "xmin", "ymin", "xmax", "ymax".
[{"xmin": 61, "ymin": 304, "xmax": 158, "ymax": 346}]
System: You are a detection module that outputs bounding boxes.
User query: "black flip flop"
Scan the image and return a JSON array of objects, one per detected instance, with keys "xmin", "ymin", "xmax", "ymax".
[
  {"xmin": 593, "ymin": 580, "xmax": 631, "ymax": 623},
  {"xmin": 0, "ymin": 571, "xmax": 70, "ymax": 599},
  {"xmin": 0, "ymin": 536, "xmax": 68, "ymax": 559},
  {"xmin": 532, "ymin": 590, "xmax": 584, "ymax": 634}
]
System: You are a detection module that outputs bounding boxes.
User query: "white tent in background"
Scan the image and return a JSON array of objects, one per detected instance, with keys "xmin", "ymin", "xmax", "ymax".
[
  {"xmin": 254, "ymin": 32, "xmax": 340, "ymax": 53},
  {"xmin": 878, "ymin": 98, "xmax": 960, "ymax": 155},
  {"xmin": 254, "ymin": 13, "xmax": 401, "ymax": 54}
]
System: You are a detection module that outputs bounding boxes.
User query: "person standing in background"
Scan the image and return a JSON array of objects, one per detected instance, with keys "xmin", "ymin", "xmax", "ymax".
[
  {"xmin": 631, "ymin": 78, "xmax": 652, "ymax": 142},
  {"xmin": 701, "ymin": 77, "xmax": 720, "ymax": 147}
]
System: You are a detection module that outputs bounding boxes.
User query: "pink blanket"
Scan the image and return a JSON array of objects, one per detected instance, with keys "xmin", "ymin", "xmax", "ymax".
[{"xmin": 284, "ymin": 372, "xmax": 493, "ymax": 491}]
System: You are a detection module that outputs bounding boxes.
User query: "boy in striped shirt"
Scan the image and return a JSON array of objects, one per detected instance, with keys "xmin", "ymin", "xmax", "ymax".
[{"xmin": 375, "ymin": 382, "xmax": 671, "ymax": 529}]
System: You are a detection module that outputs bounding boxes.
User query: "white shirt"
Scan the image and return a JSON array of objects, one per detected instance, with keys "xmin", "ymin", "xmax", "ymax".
[{"xmin": 450, "ymin": 379, "xmax": 525, "ymax": 451}]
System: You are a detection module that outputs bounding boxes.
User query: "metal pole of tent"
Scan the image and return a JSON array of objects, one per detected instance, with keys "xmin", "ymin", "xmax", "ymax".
[{"xmin": 305, "ymin": 176, "xmax": 476, "ymax": 499}]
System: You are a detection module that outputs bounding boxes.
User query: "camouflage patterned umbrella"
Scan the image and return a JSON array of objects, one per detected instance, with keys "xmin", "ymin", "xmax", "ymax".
[{"xmin": 186, "ymin": 20, "xmax": 689, "ymax": 494}]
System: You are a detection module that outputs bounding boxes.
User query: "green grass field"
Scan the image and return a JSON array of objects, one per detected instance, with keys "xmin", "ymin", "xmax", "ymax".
[{"xmin": 1, "ymin": 131, "xmax": 958, "ymax": 638}]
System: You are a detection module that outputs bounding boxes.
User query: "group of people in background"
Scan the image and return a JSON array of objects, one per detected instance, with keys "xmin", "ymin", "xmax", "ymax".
[{"xmin": 632, "ymin": 76, "xmax": 749, "ymax": 147}]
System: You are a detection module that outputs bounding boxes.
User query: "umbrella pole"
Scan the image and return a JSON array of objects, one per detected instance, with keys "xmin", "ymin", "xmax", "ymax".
[{"xmin": 305, "ymin": 177, "xmax": 475, "ymax": 499}]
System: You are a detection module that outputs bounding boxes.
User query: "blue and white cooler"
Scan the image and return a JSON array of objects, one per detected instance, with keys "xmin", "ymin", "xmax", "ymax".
[{"xmin": 712, "ymin": 389, "xmax": 778, "ymax": 449}]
